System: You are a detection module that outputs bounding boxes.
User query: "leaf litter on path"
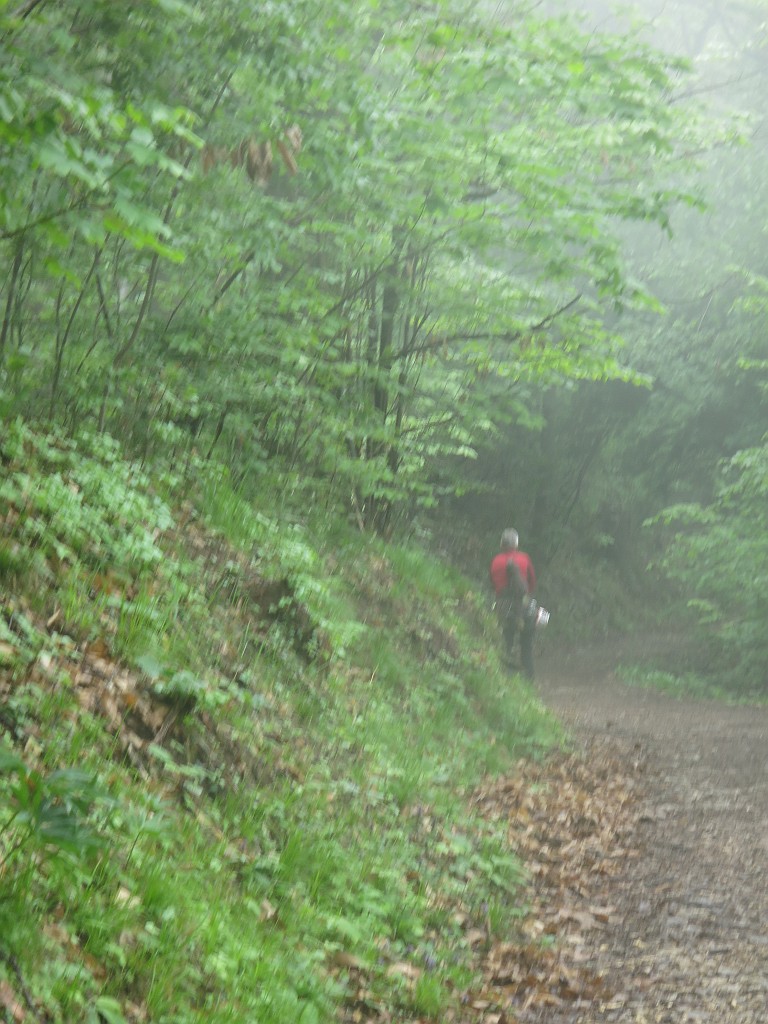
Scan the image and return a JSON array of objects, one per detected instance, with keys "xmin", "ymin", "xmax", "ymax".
[
  {"xmin": 530, "ymin": 651, "xmax": 768, "ymax": 1024},
  {"xmin": 468, "ymin": 746, "xmax": 643, "ymax": 1022}
]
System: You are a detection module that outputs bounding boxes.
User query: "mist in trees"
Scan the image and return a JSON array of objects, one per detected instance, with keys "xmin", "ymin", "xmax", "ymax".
[
  {"xmin": 454, "ymin": 0, "xmax": 768, "ymax": 688},
  {"xmin": 1, "ymin": 0, "xmax": 765, "ymax": 688}
]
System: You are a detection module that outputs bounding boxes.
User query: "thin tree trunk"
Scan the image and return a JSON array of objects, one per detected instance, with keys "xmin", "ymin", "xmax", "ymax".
[
  {"xmin": 49, "ymin": 246, "xmax": 102, "ymax": 420},
  {"xmin": 0, "ymin": 237, "xmax": 24, "ymax": 365}
]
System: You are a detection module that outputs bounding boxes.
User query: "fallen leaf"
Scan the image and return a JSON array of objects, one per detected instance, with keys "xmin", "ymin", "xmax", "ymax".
[
  {"xmin": 385, "ymin": 962, "xmax": 422, "ymax": 982},
  {"xmin": 259, "ymin": 899, "xmax": 277, "ymax": 922},
  {"xmin": 0, "ymin": 641, "xmax": 18, "ymax": 664},
  {"xmin": 0, "ymin": 980, "xmax": 24, "ymax": 1023},
  {"xmin": 87, "ymin": 637, "xmax": 110, "ymax": 658},
  {"xmin": 328, "ymin": 950, "xmax": 365, "ymax": 971},
  {"xmin": 115, "ymin": 885, "xmax": 140, "ymax": 909}
]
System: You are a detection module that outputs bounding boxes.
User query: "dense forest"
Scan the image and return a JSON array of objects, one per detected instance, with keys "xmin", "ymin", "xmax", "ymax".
[{"xmin": 1, "ymin": 0, "xmax": 766, "ymax": 1021}]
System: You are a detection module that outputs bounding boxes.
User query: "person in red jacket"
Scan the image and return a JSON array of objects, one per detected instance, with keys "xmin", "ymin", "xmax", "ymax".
[{"xmin": 489, "ymin": 528, "xmax": 537, "ymax": 678}]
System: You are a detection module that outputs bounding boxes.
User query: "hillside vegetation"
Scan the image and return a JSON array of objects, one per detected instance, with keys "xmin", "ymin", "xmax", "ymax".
[
  {"xmin": 3, "ymin": 0, "xmax": 767, "ymax": 1015},
  {"xmin": 0, "ymin": 421, "xmax": 559, "ymax": 1024}
]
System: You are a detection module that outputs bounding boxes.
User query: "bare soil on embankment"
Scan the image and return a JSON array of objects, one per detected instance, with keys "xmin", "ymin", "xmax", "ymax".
[{"xmin": 526, "ymin": 641, "xmax": 768, "ymax": 1023}]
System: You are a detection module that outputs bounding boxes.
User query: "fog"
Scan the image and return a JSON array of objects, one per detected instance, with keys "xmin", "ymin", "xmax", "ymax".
[{"xmin": 447, "ymin": 0, "xmax": 768, "ymax": 691}]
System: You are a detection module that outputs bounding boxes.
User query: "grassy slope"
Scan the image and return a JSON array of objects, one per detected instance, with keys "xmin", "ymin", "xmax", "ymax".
[{"xmin": 0, "ymin": 422, "xmax": 560, "ymax": 1024}]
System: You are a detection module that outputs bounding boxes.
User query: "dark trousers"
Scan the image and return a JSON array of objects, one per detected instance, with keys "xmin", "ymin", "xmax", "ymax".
[{"xmin": 496, "ymin": 592, "xmax": 535, "ymax": 679}]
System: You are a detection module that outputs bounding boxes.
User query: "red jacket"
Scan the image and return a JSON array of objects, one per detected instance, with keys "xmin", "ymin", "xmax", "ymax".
[{"xmin": 490, "ymin": 549, "xmax": 536, "ymax": 596}]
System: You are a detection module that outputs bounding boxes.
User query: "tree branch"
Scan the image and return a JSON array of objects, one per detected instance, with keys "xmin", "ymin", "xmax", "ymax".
[
  {"xmin": 11, "ymin": 0, "xmax": 48, "ymax": 19},
  {"xmin": 395, "ymin": 293, "xmax": 583, "ymax": 361}
]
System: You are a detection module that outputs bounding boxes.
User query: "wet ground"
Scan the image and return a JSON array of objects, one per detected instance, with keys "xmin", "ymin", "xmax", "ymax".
[{"xmin": 531, "ymin": 642, "xmax": 768, "ymax": 1023}]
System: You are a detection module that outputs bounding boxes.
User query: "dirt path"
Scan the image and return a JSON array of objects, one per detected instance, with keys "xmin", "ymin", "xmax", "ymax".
[{"xmin": 531, "ymin": 642, "xmax": 768, "ymax": 1023}]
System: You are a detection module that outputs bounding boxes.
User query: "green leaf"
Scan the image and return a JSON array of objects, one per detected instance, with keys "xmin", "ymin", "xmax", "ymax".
[
  {"xmin": 93, "ymin": 996, "xmax": 129, "ymax": 1024},
  {"xmin": 136, "ymin": 652, "xmax": 164, "ymax": 679},
  {"xmin": 0, "ymin": 742, "xmax": 24, "ymax": 774}
]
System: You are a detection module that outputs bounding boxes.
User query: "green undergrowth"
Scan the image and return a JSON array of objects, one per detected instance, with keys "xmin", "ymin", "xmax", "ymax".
[
  {"xmin": 0, "ymin": 420, "xmax": 559, "ymax": 1023},
  {"xmin": 617, "ymin": 663, "xmax": 768, "ymax": 705}
]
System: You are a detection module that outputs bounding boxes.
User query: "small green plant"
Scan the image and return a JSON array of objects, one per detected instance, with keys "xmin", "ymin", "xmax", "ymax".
[
  {"xmin": 411, "ymin": 972, "xmax": 449, "ymax": 1020},
  {"xmin": 0, "ymin": 421, "xmax": 174, "ymax": 582},
  {"xmin": 0, "ymin": 605, "xmax": 44, "ymax": 675},
  {"xmin": 0, "ymin": 541, "xmax": 30, "ymax": 582},
  {"xmin": 617, "ymin": 663, "xmax": 752, "ymax": 703},
  {"xmin": 0, "ymin": 741, "xmax": 108, "ymax": 869},
  {"xmin": 137, "ymin": 653, "xmax": 233, "ymax": 713},
  {"xmin": 58, "ymin": 570, "xmax": 108, "ymax": 641}
]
